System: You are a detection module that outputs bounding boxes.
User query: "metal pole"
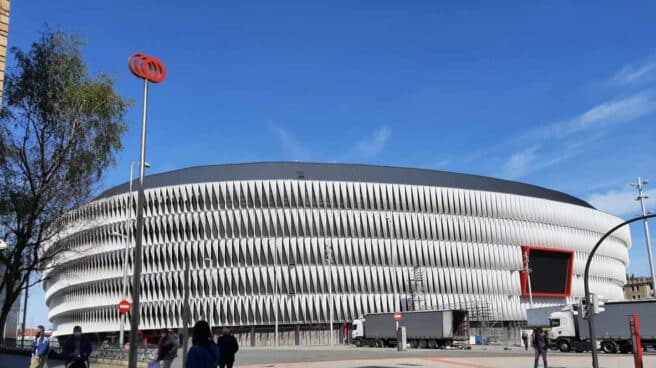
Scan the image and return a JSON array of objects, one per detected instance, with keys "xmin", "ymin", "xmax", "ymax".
[
  {"xmin": 273, "ymin": 237, "xmax": 278, "ymax": 348},
  {"xmin": 20, "ymin": 272, "xmax": 29, "ymax": 348},
  {"xmin": 524, "ymin": 254, "xmax": 534, "ymax": 307},
  {"xmin": 182, "ymin": 249, "xmax": 190, "ymax": 367},
  {"xmin": 323, "ymin": 191, "xmax": 333, "ymax": 345},
  {"xmin": 119, "ymin": 163, "xmax": 135, "ymax": 347},
  {"xmin": 128, "ymin": 78, "xmax": 149, "ymax": 368},
  {"xmin": 634, "ymin": 178, "xmax": 656, "ymax": 297},
  {"xmin": 326, "ymin": 230, "xmax": 334, "ymax": 346},
  {"xmin": 386, "ymin": 216, "xmax": 398, "ymax": 312},
  {"xmin": 584, "ymin": 213, "xmax": 656, "ymax": 368}
]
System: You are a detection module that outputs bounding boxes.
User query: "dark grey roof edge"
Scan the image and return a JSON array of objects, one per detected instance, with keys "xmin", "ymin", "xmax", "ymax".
[{"xmin": 95, "ymin": 161, "xmax": 594, "ymax": 209}]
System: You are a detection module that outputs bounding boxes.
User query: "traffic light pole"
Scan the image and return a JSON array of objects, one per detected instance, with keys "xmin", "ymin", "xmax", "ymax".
[{"xmin": 584, "ymin": 213, "xmax": 656, "ymax": 368}]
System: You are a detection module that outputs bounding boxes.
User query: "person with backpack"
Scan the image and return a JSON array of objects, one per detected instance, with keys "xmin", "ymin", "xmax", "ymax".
[
  {"xmin": 186, "ymin": 321, "xmax": 219, "ymax": 368},
  {"xmin": 155, "ymin": 329, "xmax": 180, "ymax": 368},
  {"xmin": 30, "ymin": 325, "xmax": 49, "ymax": 368},
  {"xmin": 62, "ymin": 326, "xmax": 93, "ymax": 368},
  {"xmin": 532, "ymin": 328, "xmax": 548, "ymax": 368}
]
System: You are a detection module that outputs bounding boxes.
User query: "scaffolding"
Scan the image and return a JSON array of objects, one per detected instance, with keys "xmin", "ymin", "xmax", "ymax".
[{"xmin": 410, "ymin": 266, "xmax": 426, "ymax": 311}]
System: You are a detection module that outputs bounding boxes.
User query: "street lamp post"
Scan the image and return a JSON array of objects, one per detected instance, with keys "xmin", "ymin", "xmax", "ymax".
[
  {"xmin": 632, "ymin": 177, "xmax": 656, "ymax": 297},
  {"xmin": 119, "ymin": 161, "xmax": 150, "ymax": 346},
  {"xmin": 127, "ymin": 52, "xmax": 166, "ymax": 368},
  {"xmin": 321, "ymin": 189, "xmax": 334, "ymax": 346},
  {"xmin": 386, "ymin": 216, "xmax": 398, "ymax": 313},
  {"xmin": 324, "ymin": 222, "xmax": 334, "ymax": 346},
  {"xmin": 523, "ymin": 253, "xmax": 534, "ymax": 308},
  {"xmin": 272, "ymin": 236, "xmax": 278, "ymax": 348}
]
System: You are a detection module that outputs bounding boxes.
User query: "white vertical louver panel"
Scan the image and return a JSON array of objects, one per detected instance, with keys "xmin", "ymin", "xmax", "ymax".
[{"xmin": 46, "ymin": 176, "xmax": 630, "ymax": 335}]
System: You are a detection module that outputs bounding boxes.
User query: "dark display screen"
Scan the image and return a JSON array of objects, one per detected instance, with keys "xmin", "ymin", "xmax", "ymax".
[{"xmin": 529, "ymin": 249, "xmax": 571, "ymax": 294}]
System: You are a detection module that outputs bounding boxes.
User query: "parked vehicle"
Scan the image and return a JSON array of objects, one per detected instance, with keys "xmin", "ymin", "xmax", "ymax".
[
  {"xmin": 548, "ymin": 299, "xmax": 656, "ymax": 353},
  {"xmin": 351, "ymin": 309, "xmax": 468, "ymax": 348}
]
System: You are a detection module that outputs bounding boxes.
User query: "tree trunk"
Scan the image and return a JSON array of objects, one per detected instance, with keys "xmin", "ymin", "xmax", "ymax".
[
  {"xmin": 0, "ymin": 281, "xmax": 23, "ymax": 346},
  {"xmin": 0, "ymin": 298, "xmax": 13, "ymax": 345}
]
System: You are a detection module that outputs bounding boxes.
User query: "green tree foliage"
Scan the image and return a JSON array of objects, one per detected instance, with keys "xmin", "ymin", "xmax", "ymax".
[{"xmin": 0, "ymin": 30, "xmax": 130, "ymax": 339}]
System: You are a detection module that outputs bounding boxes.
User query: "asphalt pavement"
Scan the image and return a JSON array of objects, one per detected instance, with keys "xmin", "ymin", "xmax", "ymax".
[{"xmin": 2, "ymin": 346, "xmax": 654, "ymax": 368}]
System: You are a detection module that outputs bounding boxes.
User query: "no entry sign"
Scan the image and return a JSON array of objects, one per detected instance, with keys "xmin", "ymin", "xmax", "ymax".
[
  {"xmin": 118, "ymin": 300, "xmax": 131, "ymax": 315},
  {"xmin": 393, "ymin": 312, "xmax": 402, "ymax": 321}
]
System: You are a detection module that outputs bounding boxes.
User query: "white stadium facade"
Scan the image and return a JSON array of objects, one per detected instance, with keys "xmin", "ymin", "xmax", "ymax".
[{"xmin": 42, "ymin": 162, "xmax": 630, "ymax": 345}]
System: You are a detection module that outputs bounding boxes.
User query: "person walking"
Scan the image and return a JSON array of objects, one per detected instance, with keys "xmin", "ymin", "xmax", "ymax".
[
  {"xmin": 62, "ymin": 326, "xmax": 93, "ymax": 368},
  {"xmin": 186, "ymin": 321, "xmax": 217, "ymax": 368},
  {"xmin": 216, "ymin": 327, "xmax": 239, "ymax": 368},
  {"xmin": 30, "ymin": 325, "xmax": 49, "ymax": 368},
  {"xmin": 532, "ymin": 328, "xmax": 548, "ymax": 368},
  {"xmin": 522, "ymin": 331, "xmax": 529, "ymax": 351},
  {"xmin": 155, "ymin": 329, "xmax": 179, "ymax": 368}
]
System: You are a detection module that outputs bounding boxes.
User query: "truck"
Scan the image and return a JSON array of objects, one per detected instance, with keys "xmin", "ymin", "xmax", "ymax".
[
  {"xmin": 548, "ymin": 299, "xmax": 656, "ymax": 354},
  {"xmin": 351, "ymin": 309, "xmax": 469, "ymax": 349}
]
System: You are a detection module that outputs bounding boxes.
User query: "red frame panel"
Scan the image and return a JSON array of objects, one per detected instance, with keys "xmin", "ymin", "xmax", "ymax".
[{"xmin": 520, "ymin": 245, "xmax": 574, "ymax": 298}]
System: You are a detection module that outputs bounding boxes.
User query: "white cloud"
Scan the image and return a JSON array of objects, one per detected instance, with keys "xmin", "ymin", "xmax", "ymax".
[
  {"xmin": 354, "ymin": 125, "xmax": 391, "ymax": 158},
  {"xmin": 434, "ymin": 159, "xmax": 450, "ymax": 168},
  {"xmin": 499, "ymin": 92, "xmax": 656, "ymax": 179},
  {"xmin": 587, "ymin": 186, "xmax": 656, "ymax": 217},
  {"xmin": 502, "ymin": 146, "xmax": 538, "ymax": 180},
  {"xmin": 613, "ymin": 60, "xmax": 656, "ymax": 86},
  {"xmin": 269, "ymin": 124, "xmax": 310, "ymax": 161},
  {"xmin": 529, "ymin": 92, "xmax": 656, "ymax": 141}
]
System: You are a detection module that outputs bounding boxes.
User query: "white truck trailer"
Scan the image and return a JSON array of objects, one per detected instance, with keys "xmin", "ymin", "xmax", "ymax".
[
  {"xmin": 351, "ymin": 309, "xmax": 468, "ymax": 348},
  {"xmin": 548, "ymin": 299, "xmax": 656, "ymax": 353}
]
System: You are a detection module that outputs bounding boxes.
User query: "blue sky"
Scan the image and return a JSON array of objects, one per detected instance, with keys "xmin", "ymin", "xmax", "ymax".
[{"xmin": 10, "ymin": 1, "xmax": 656, "ymax": 327}]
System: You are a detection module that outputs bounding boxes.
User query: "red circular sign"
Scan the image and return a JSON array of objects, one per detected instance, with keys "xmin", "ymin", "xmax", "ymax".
[
  {"xmin": 128, "ymin": 53, "xmax": 167, "ymax": 83},
  {"xmin": 393, "ymin": 312, "xmax": 402, "ymax": 321},
  {"xmin": 118, "ymin": 300, "xmax": 131, "ymax": 314}
]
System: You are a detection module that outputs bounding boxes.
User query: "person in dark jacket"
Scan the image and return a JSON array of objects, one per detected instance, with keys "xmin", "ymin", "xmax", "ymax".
[
  {"xmin": 62, "ymin": 326, "xmax": 93, "ymax": 368},
  {"xmin": 156, "ymin": 329, "xmax": 180, "ymax": 368},
  {"xmin": 532, "ymin": 328, "xmax": 548, "ymax": 368},
  {"xmin": 521, "ymin": 331, "xmax": 529, "ymax": 351},
  {"xmin": 186, "ymin": 321, "xmax": 218, "ymax": 368},
  {"xmin": 30, "ymin": 325, "xmax": 49, "ymax": 368},
  {"xmin": 216, "ymin": 327, "xmax": 239, "ymax": 368}
]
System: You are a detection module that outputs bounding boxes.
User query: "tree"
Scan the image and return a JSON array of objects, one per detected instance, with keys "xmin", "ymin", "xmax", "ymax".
[{"xmin": 0, "ymin": 30, "xmax": 130, "ymax": 341}]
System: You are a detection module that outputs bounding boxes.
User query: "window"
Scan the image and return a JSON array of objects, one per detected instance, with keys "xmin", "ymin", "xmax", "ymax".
[{"xmin": 549, "ymin": 319, "xmax": 560, "ymax": 328}]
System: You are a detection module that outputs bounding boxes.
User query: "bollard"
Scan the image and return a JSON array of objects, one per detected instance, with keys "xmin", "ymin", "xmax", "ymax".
[{"xmin": 629, "ymin": 314, "xmax": 643, "ymax": 368}]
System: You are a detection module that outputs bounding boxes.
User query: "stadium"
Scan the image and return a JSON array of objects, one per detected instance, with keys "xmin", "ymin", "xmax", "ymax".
[{"xmin": 41, "ymin": 162, "xmax": 630, "ymax": 345}]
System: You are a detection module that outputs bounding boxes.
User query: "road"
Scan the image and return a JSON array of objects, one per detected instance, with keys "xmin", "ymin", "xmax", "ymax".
[{"xmin": 2, "ymin": 346, "xmax": 654, "ymax": 368}]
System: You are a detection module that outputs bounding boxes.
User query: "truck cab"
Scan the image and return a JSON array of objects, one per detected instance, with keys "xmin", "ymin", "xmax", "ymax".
[
  {"xmin": 548, "ymin": 311, "xmax": 575, "ymax": 344},
  {"xmin": 351, "ymin": 318, "xmax": 365, "ymax": 343}
]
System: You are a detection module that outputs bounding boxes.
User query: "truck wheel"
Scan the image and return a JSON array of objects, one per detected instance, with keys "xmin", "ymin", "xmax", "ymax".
[
  {"xmin": 601, "ymin": 341, "xmax": 618, "ymax": 354},
  {"xmin": 353, "ymin": 338, "xmax": 362, "ymax": 347},
  {"xmin": 557, "ymin": 339, "xmax": 571, "ymax": 353},
  {"xmin": 375, "ymin": 339, "xmax": 384, "ymax": 348}
]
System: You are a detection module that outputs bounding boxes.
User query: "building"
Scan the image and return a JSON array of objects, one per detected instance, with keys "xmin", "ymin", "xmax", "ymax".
[
  {"xmin": 0, "ymin": 0, "xmax": 14, "ymax": 342},
  {"xmin": 0, "ymin": 0, "xmax": 9, "ymax": 103},
  {"xmin": 0, "ymin": 269, "xmax": 20, "ymax": 341},
  {"xmin": 42, "ymin": 162, "xmax": 630, "ymax": 345},
  {"xmin": 624, "ymin": 277, "xmax": 653, "ymax": 300}
]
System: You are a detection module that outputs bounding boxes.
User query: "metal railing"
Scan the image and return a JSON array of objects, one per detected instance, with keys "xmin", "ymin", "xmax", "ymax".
[{"xmin": 0, "ymin": 340, "xmax": 157, "ymax": 362}]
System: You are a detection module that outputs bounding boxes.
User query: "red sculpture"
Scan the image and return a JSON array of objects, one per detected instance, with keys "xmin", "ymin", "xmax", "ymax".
[{"xmin": 128, "ymin": 53, "xmax": 166, "ymax": 83}]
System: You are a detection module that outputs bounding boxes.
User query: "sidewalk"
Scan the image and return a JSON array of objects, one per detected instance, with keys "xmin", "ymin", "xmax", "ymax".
[{"xmin": 240, "ymin": 355, "xmax": 655, "ymax": 368}]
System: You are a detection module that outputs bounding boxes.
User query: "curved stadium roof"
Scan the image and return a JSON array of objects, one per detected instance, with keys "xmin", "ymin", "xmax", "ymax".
[{"xmin": 97, "ymin": 162, "xmax": 593, "ymax": 209}]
